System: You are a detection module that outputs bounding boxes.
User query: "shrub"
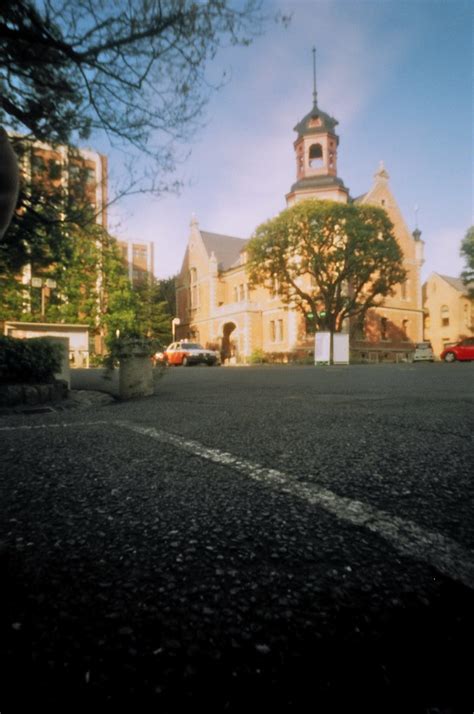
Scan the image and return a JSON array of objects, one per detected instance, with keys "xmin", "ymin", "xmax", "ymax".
[
  {"xmin": 0, "ymin": 336, "xmax": 64, "ymax": 384},
  {"xmin": 249, "ymin": 348, "xmax": 266, "ymax": 364}
]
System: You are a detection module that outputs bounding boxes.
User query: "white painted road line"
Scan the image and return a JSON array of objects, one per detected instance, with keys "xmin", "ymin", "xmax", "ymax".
[
  {"xmin": 0, "ymin": 420, "xmax": 109, "ymax": 432},
  {"xmin": 117, "ymin": 422, "xmax": 474, "ymax": 591}
]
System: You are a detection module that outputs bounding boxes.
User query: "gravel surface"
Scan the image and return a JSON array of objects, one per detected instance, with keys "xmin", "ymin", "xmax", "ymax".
[{"xmin": 1, "ymin": 364, "xmax": 473, "ymax": 712}]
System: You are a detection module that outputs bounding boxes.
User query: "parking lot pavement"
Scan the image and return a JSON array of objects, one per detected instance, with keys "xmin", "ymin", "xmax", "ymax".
[{"xmin": 1, "ymin": 364, "xmax": 473, "ymax": 711}]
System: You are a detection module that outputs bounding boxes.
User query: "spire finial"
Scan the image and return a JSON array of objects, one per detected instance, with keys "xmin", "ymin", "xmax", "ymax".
[{"xmin": 312, "ymin": 46, "xmax": 317, "ymax": 106}]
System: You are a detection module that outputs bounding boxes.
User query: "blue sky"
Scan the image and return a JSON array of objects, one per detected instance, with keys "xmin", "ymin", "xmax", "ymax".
[{"xmin": 106, "ymin": 0, "xmax": 473, "ymax": 282}]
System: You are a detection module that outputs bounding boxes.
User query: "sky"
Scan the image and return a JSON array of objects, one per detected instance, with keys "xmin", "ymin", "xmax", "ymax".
[{"xmin": 105, "ymin": 0, "xmax": 473, "ymax": 282}]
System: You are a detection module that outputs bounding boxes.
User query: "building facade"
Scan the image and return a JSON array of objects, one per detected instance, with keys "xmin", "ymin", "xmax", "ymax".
[
  {"xmin": 176, "ymin": 83, "xmax": 425, "ymax": 362},
  {"xmin": 117, "ymin": 240, "xmax": 155, "ymax": 287},
  {"xmin": 14, "ymin": 136, "xmax": 108, "ymax": 229},
  {"xmin": 423, "ymin": 273, "xmax": 473, "ymax": 357}
]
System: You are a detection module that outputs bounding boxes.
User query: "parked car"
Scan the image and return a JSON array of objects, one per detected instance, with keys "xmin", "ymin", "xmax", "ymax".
[
  {"xmin": 412, "ymin": 342, "xmax": 434, "ymax": 362},
  {"xmin": 162, "ymin": 341, "xmax": 220, "ymax": 366},
  {"xmin": 440, "ymin": 337, "xmax": 474, "ymax": 363}
]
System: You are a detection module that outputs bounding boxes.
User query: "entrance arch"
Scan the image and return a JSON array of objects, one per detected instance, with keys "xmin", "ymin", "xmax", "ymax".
[{"xmin": 221, "ymin": 321, "xmax": 237, "ymax": 361}]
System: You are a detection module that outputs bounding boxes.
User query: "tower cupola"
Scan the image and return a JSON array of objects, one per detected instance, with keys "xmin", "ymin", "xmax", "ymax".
[{"xmin": 286, "ymin": 48, "xmax": 349, "ymax": 206}]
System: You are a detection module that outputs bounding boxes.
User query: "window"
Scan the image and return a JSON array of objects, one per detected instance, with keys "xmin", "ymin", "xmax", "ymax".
[
  {"xmin": 270, "ymin": 320, "xmax": 276, "ymax": 342},
  {"xmin": 239, "ymin": 284, "xmax": 245, "ymax": 301},
  {"xmin": 189, "ymin": 268, "xmax": 198, "ymax": 308},
  {"xmin": 440, "ymin": 305, "xmax": 449, "ymax": 327},
  {"xmin": 233, "ymin": 286, "xmax": 238, "ymax": 302},
  {"xmin": 464, "ymin": 304, "xmax": 471, "ymax": 328},
  {"xmin": 402, "ymin": 319, "xmax": 409, "ymax": 340},
  {"xmin": 381, "ymin": 317, "xmax": 388, "ymax": 341},
  {"xmin": 308, "ymin": 143, "xmax": 323, "ymax": 168},
  {"xmin": 277, "ymin": 319, "xmax": 284, "ymax": 342},
  {"xmin": 400, "ymin": 281, "xmax": 407, "ymax": 300}
]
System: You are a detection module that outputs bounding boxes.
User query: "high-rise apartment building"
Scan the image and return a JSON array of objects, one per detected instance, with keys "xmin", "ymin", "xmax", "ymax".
[{"xmin": 117, "ymin": 240, "xmax": 154, "ymax": 287}]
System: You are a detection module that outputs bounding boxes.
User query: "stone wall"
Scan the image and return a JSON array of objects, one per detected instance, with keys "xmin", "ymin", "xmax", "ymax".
[{"xmin": 0, "ymin": 380, "xmax": 68, "ymax": 408}]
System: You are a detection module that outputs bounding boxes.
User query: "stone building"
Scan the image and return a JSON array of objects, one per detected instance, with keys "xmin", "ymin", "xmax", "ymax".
[
  {"xmin": 176, "ymin": 74, "xmax": 425, "ymax": 362},
  {"xmin": 423, "ymin": 273, "xmax": 473, "ymax": 357}
]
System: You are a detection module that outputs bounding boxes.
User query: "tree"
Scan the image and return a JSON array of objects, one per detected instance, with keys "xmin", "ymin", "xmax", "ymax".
[
  {"xmin": 247, "ymin": 200, "xmax": 406, "ymax": 355},
  {"xmin": 154, "ymin": 274, "xmax": 178, "ymax": 318},
  {"xmin": 460, "ymin": 226, "xmax": 474, "ymax": 297},
  {"xmin": 0, "ymin": 0, "xmax": 271, "ymax": 194}
]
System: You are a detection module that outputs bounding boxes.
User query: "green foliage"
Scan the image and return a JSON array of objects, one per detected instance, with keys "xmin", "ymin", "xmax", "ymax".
[
  {"xmin": 247, "ymin": 199, "xmax": 407, "ymax": 333},
  {"xmin": 102, "ymin": 334, "xmax": 162, "ymax": 371},
  {"xmin": 460, "ymin": 226, "xmax": 474, "ymax": 296},
  {"xmin": 0, "ymin": 336, "xmax": 63, "ymax": 384},
  {"xmin": 154, "ymin": 275, "xmax": 178, "ymax": 320},
  {"xmin": 0, "ymin": 271, "xmax": 25, "ymax": 322},
  {"xmin": 249, "ymin": 348, "xmax": 267, "ymax": 364}
]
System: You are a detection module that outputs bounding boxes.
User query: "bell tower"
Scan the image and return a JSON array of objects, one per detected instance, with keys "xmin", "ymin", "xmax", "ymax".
[{"xmin": 286, "ymin": 48, "xmax": 349, "ymax": 206}]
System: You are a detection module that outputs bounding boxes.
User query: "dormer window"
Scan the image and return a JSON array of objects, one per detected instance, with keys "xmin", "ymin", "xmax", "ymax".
[
  {"xmin": 309, "ymin": 143, "xmax": 323, "ymax": 168},
  {"xmin": 308, "ymin": 116, "xmax": 322, "ymax": 128}
]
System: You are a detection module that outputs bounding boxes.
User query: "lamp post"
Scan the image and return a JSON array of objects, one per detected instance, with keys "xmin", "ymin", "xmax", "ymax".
[
  {"xmin": 172, "ymin": 317, "xmax": 180, "ymax": 341},
  {"xmin": 31, "ymin": 277, "xmax": 57, "ymax": 319}
]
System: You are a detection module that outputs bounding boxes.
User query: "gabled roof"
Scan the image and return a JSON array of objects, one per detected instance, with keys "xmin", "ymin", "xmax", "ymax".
[
  {"xmin": 200, "ymin": 230, "xmax": 248, "ymax": 271},
  {"xmin": 439, "ymin": 274, "xmax": 469, "ymax": 293}
]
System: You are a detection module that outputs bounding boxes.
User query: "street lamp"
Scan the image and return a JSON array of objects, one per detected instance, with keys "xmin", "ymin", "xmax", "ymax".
[
  {"xmin": 31, "ymin": 277, "xmax": 57, "ymax": 319},
  {"xmin": 172, "ymin": 317, "xmax": 180, "ymax": 341}
]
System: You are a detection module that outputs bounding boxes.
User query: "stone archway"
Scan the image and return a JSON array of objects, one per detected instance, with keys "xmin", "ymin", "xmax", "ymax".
[{"xmin": 221, "ymin": 321, "xmax": 237, "ymax": 361}]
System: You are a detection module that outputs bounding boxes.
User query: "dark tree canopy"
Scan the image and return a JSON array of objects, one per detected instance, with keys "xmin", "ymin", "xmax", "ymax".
[
  {"xmin": 247, "ymin": 199, "xmax": 407, "ymax": 333},
  {"xmin": 0, "ymin": 0, "xmax": 268, "ymax": 187},
  {"xmin": 460, "ymin": 226, "xmax": 474, "ymax": 297}
]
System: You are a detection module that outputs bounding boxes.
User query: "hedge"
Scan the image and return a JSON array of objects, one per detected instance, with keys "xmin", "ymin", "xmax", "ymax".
[{"xmin": 0, "ymin": 336, "xmax": 64, "ymax": 384}]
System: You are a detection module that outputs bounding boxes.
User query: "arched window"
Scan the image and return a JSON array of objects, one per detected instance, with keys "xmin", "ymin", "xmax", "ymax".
[
  {"xmin": 308, "ymin": 143, "xmax": 323, "ymax": 168},
  {"xmin": 440, "ymin": 305, "xmax": 449, "ymax": 327}
]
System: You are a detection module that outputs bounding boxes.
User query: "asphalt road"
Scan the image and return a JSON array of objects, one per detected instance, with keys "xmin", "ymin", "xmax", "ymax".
[{"xmin": 1, "ymin": 363, "xmax": 473, "ymax": 712}]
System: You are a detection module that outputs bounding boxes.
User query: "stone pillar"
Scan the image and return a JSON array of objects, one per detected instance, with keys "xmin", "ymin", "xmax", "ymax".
[{"xmin": 118, "ymin": 341, "xmax": 153, "ymax": 400}]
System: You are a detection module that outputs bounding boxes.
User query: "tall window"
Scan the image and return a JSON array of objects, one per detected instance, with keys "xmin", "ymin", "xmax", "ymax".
[
  {"xmin": 440, "ymin": 305, "xmax": 449, "ymax": 327},
  {"xmin": 402, "ymin": 319, "xmax": 409, "ymax": 340},
  {"xmin": 381, "ymin": 317, "xmax": 388, "ymax": 341},
  {"xmin": 270, "ymin": 320, "xmax": 276, "ymax": 342},
  {"xmin": 464, "ymin": 304, "xmax": 471, "ymax": 328},
  {"xmin": 277, "ymin": 319, "xmax": 284, "ymax": 342},
  {"xmin": 400, "ymin": 281, "xmax": 407, "ymax": 300},
  {"xmin": 189, "ymin": 268, "xmax": 198, "ymax": 308}
]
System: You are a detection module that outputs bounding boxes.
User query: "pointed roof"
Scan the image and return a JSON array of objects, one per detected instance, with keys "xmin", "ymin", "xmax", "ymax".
[
  {"xmin": 200, "ymin": 230, "xmax": 248, "ymax": 271},
  {"xmin": 438, "ymin": 274, "xmax": 469, "ymax": 293},
  {"xmin": 293, "ymin": 103, "xmax": 339, "ymax": 139}
]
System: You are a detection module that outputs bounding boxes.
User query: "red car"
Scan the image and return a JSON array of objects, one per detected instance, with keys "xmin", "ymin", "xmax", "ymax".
[{"xmin": 440, "ymin": 337, "xmax": 474, "ymax": 362}]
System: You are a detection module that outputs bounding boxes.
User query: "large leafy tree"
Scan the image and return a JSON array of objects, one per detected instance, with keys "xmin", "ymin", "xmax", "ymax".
[
  {"xmin": 460, "ymin": 226, "xmax": 474, "ymax": 297},
  {"xmin": 247, "ymin": 199, "xmax": 407, "ymax": 335}
]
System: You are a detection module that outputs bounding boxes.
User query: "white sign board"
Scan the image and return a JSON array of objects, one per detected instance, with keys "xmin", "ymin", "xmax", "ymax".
[
  {"xmin": 333, "ymin": 333, "xmax": 350, "ymax": 364},
  {"xmin": 314, "ymin": 332, "xmax": 331, "ymax": 364}
]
